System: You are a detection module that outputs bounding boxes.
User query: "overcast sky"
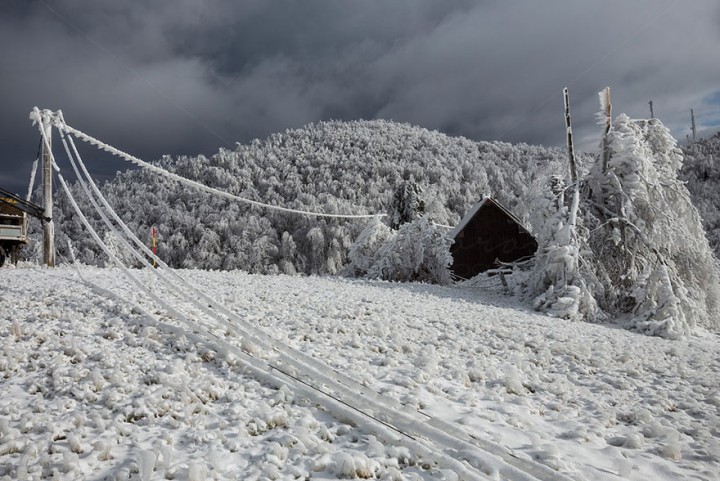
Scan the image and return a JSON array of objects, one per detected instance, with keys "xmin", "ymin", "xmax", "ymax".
[{"xmin": 2, "ymin": 0, "xmax": 719, "ymax": 196}]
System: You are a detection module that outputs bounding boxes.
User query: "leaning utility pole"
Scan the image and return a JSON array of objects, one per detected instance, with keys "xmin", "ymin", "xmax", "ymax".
[
  {"xmin": 563, "ymin": 88, "xmax": 582, "ymax": 230},
  {"xmin": 41, "ymin": 112, "xmax": 55, "ymax": 267},
  {"xmin": 600, "ymin": 87, "xmax": 612, "ymax": 174},
  {"xmin": 691, "ymin": 109, "xmax": 697, "ymax": 142},
  {"xmin": 563, "ymin": 87, "xmax": 577, "ymax": 184}
]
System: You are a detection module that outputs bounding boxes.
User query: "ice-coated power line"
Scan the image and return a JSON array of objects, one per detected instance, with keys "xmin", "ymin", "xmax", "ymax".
[
  {"xmin": 52, "ymin": 115, "xmax": 567, "ymax": 481},
  {"xmin": 55, "ymin": 118, "xmax": 386, "ymax": 220}
]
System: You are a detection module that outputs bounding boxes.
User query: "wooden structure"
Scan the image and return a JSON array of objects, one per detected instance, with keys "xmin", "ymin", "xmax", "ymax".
[
  {"xmin": 0, "ymin": 199, "xmax": 28, "ymax": 267},
  {"xmin": 41, "ymin": 111, "xmax": 55, "ymax": 267},
  {"xmin": 0, "ymin": 187, "xmax": 50, "ymax": 267},
  {"xmin": 449, "ymin": 197, "xmax": 537, "ymax": 279}
]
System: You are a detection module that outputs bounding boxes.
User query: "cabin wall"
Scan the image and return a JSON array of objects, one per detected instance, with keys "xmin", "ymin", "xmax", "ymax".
[{"xmin": 450, "ymin": 202, "xmax": 537, "ymax": 279}]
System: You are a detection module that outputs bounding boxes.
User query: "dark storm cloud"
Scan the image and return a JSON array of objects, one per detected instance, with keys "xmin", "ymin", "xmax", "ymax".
[{"xmin": 1, "ymin": 0, "xmax": 719, "ymax": 196}]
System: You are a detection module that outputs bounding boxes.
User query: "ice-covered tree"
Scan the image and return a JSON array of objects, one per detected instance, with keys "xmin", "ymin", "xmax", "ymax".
[
  {"xmin": 365, "ymin": 217, "xmax": 452, "ymax": 284},
  {"xmin": 583, "ymin": 115, "xmax": 720, "ymax": 337},
  {"xmin": 306, "ymin": 227, "xmax": 326, "ymax": 275},
  {"xmin": 196, "ymin": 229, "xmax": 222, "ymax": 269},
  {"xmin": 346, "ymin": 217, "xmax": 394, "ymax": 277},
  {"xmin": 387, "ymin": 180, "xmax": 426, "ymax": 229},
  {"xmin": 530, "ymin": 176, "xmax": 596, "ymax": 320},
  {"xmin": 102, "ymin": 230, "xmax": 138, "ymax": 268},
  {"xmin": 527, "ymin": 106, "xmax": 720, "ymax": 337},
  {"xmin": 326, "ymin": 238, "xmax": 344, "ymax": 275},
  {"xmin": 279, "ymin": 231, "xmax": 297, "ymax": 275},
  {"xmin": 528, "ymin": 89, "xmax": 597, "ymax": 321}
]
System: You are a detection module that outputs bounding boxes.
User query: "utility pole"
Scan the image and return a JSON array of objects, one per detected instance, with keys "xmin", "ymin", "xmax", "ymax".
[
  {"xmin": 600, "ymin": 87, "xmax": 612, "ymax": 174},
  {"xmin": 649, "ymin": 100, "xmax": 654, "ymax": 119},
  {"xmin": 563, "ymin": 87, "xmax": 577, "ymax": 184},
  {"xmin": 691, "ymin": 109, "xmax": 697, "ymax": 142},
  {"xmin": 41, "ymin": 111, "xmax": 55, "ymax": 267},
  {"xmin": 563, "ymin": 87, "xmax": 580, "ymax": 243}
]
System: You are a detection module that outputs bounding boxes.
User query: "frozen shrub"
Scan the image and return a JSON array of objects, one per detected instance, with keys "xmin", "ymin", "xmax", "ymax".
[
  {"xmin": 659, "ymin": 441, "xmax": 682, "ymax": 461},
  {"xmin": 68, "ymin": 434, "xmax": 83, "ymax": 454},
  {"xmin": 354, "ymin": 217, "xmax": 452, "ymax": 284},
  {"xmin": 332, "ymin": 452, "xmax": 377, "ymax": 479},
  {"xmin": 346, "ymin": 218, "xmax": 394, "ymax": 277},
  {"xmin": 138, "ymin": 450, "xmax": 157, "ymax": 481},
  {"xmin": 94, "ymin": 441, "xmax": 113, "ymax": 461},
  {"xmin": 503, "ymin": 365, "xmax": 525, "ymax": 395},
  {"xmin": 333, "ymin": 452, "xmax": 357, "ymax": 479},
  {"xmin": 188, "ymin": 462, "xmax": 207, "ymax": 481},
  {"xmin": 62, "ymin": 451, "xmax": 80, "ymax": 474}
]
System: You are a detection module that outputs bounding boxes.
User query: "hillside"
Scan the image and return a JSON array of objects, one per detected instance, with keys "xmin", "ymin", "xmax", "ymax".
[
  {"xmin": 44, "ymin": 120, "xmax": 577, "ymax": 274},
  {"xmin": 2, "ymin": 266, "xmax": 718, "ymax": 480}
]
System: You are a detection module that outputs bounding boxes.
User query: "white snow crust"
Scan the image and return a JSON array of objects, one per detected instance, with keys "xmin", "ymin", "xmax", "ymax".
[{"xmin": 1, "ymin": 265, "xmax": 719, "ymax": 480}]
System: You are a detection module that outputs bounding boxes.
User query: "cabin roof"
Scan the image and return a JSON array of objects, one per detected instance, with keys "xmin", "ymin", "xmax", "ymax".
[
  {"xmin": 449, "ymin": 196, "xmax": 532, "ymax": 239},
  {"xmin": 448, "ymin": 196, "xmax": 538, "ymax": 279}
]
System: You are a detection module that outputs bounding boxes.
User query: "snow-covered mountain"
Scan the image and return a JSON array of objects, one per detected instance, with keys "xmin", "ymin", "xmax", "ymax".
[{"xmin": 45, "ymin": 120, "xmax": 578, "ymax": 274}]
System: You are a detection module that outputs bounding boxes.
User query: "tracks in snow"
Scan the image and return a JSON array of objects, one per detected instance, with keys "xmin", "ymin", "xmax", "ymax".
[{"xmin": 70, "ymin": 268, "xmax": 575, "ymax": 481}]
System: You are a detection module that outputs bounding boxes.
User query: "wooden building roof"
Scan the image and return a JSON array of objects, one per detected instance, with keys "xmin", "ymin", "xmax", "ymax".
[{"xmin": 449, "ymin": 197, "xmax": 537, "ymax": 280}]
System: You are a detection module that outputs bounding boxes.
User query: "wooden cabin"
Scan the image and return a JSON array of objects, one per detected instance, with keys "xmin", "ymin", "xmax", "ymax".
[
  {"xmin": 0, "ymin": 198, "xmax": 28, "ymax": 267},
  {"xmin": 0, "ymin": 187, "xmax": 48, "ymax": 267},
  {"xmin": 449, "ymin": 197, "xmax": 537, "ymax": 279}
]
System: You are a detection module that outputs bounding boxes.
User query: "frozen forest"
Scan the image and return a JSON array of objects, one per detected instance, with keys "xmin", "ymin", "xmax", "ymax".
[
  {"xmin": 40, "ymin": 120, "xmax": 578, "ymax": 275},
  {"xmin": 26, "ymin": 118, "xmax": 720, "ymax": 337}
]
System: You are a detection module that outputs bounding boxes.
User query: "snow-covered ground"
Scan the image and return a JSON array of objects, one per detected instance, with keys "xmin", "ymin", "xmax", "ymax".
[{"xmin": 1, "ymin": 265, "xmax": 719, "ymax": 481}]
